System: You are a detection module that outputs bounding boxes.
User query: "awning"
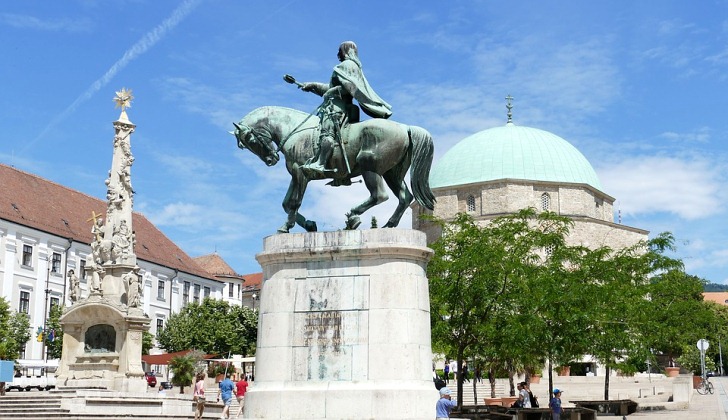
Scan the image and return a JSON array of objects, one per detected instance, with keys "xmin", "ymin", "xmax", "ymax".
[{"xmin": 142, "ymin": 350, "xmax": 217, "ymax": 366}]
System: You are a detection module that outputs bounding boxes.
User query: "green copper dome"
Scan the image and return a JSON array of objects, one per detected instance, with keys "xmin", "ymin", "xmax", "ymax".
[{"xmin": 430, "ymin": 123, "xmax": 602, "ymax": 190}]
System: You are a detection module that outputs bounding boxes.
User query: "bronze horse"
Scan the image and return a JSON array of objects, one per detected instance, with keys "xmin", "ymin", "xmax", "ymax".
[{"xmin": 233, "ymin": 106, "xmax": 435, "ymax": 233}]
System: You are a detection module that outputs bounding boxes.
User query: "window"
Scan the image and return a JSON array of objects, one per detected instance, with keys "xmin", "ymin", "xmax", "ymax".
[
  {"xmin": 193, "ymin": 284, "xmax": 200, "ymax": 303},
  {"xmin": 19, "ymin": 291, "xmax": 30, "ymax": 314},
  {"xmin": 51, "ymin": 252, "xmax": 62, "ymax": 273},
  {"xmin": 466, "ymin": 195, "xmax": 476, "ymax": 212},
  {"xmin": 228, "ymin": 282, "xmax": 234, "ymax": 297},
  {"xmin": 156, "ymin": 318, "xmax": 164, "ymax": 332},
  {"xmin": 157, "ymin": 280, "xmax": 165, "ymax": 300},
  {"xmin": 204, "ymin": 287, "xmax": 211, "ymax": 299},
  {"xmin": 183, "ymin": 281, "xmax": 190, "ymax": 304},
  {"xmin": 50, "ymin": 297, "xmax": 60, "ymax": 315},
  {"xmin": 79, "ymin": 260, "xmax": 87, "ymax": 283},
  {"xmin": 22, "ymin": 245, "xmax": 33, "ymax": 267},
  {"xmin": 541, "ymin": 193, "xmax": 551, "ymax": 211}
]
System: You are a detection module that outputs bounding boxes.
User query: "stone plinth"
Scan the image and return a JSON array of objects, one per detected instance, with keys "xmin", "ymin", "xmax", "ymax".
[{"xmin": 245, "ymin": 229, "xmax": 438, "ymax": 419}]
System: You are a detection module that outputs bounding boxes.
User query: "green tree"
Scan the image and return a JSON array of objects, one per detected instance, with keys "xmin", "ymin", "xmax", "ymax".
[
  {"xmin": 157, "ymin": 298, "xmax": 258, "ymax": 356},
  {"xmin": 45, "ymin": 304, "xmax": 64, "ymax": 359},
  {"xmin": 142, "ymin": 331, "xmax": 154, "ymax": 355},
  {"xmin": 428, "ymin": 209, "xmax": 572, "ymax": 407},
  {"xmin": 0, "ymin": 297, "xmax": 30, "ymax": 360},
  {"xmin": 168, "ymin": 351, "xmax": 203, "ymax": 394}
]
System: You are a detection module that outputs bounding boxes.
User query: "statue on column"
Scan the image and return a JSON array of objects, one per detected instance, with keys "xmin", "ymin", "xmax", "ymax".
[
  {"xmin": 123, "ymin": 266, "xmax": 142, "ymax": 308},
  {"xmin": 67, "ymin": 269, "xmax": 80, "ymax": 303}
]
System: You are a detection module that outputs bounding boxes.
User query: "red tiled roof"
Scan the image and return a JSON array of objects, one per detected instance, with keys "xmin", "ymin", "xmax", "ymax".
[
  {"xmin": 241, "ymin": 272, "xmax": 262, "ymax": 289},
  {"xmin": 0, "ymin": 164, "xmax": 217, "ymax": 281},
  {"xmin": 194, "ymin": 253, "xmax": 240, "ymax": 279}
]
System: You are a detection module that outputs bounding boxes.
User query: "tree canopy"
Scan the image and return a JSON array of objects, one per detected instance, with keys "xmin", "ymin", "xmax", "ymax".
[
  {"xmin": 157, "ymin": 298, "xmax": 258, "ymax": 356},
  {"xmin": 427, "ymin": 209, "xmax": 722, "ymax": 405},
  {"xmin": 0, "ymin": 297, "xmax": 30, "ymax": 360}
]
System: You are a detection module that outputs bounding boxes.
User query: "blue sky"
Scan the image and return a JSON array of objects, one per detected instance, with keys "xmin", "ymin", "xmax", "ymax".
[{"xmin": 2, "ymin": 1, "xmax": 728, "ymax": 282}]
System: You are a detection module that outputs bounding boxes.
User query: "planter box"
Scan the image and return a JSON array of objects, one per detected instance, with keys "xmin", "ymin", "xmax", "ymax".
[
  {"xmin": 558, "ymin": 366, "xmax": 571, "ymax": 376},
  {"xmin": 484, "ymin": 397, "xmax": 501, "ymax": 406},
  {"xmin": 530, "ymin": 374, "xmax": 541, "ymax": 384},
  {"xmin": 501, "ymin": 396, "xmax": 518, "ymax": 407}
]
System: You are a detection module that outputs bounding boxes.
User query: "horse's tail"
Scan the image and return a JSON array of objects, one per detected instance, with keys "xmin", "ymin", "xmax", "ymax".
[{"xmin": 408, "ymin": 126, "xmax": 436, "ymax": 211}]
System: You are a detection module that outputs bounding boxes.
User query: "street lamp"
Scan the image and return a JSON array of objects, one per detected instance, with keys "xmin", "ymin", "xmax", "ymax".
[{"xmin": 252, "ymin": 293, "xmax": 258, "ymax": 311}]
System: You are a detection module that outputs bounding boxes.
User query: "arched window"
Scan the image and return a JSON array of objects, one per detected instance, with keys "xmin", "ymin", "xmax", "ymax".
[
  {"xmin": 541, "ymin": 193, "xmax": 550, "ymax": 211},
  {"xmin": 466, "ymin": 195, "xmax": 476, "ymax": 212}
]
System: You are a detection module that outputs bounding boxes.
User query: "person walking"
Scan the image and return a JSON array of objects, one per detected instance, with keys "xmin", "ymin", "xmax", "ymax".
[
  {"xmin": 549, "ymin": 388, "xmax": 563, "ymax": 420},
  {"xmin": 217, "ymin": 373, "xmax": 235, "ymax": 419},
  {"xmin": 234, "ymin": 374, "xmax": 249, "ymax": 419},
  {"xmin": 435, "ymin": 387, "xmax": 457, "ymax": 420},
  {"xmin": 193, "ymin": 373, "xmax": 206, "ymax": 420},
  {"xmin": 444, "ymin": 362, "xmax": 450, "ymax": 384},
  {"xmin": 519, "ymin": 382, "xmax": 531, "ymax": 408}
]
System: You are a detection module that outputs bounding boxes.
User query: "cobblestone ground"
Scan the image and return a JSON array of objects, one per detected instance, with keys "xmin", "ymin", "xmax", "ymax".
[{"xmin": 628, "ymin": 376, "xmax": 728, "ymax": 419}]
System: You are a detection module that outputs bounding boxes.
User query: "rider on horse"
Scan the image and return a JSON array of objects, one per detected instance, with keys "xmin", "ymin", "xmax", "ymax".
[{"xmin": 299, "ymin": 41, "xmax": 392, "ymax": 178}]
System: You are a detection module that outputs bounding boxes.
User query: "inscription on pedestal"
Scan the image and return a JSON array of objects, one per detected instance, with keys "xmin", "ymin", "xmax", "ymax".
[{"xmin": 292, "ymin": 275, "xmax": 370, "ymax": 381}]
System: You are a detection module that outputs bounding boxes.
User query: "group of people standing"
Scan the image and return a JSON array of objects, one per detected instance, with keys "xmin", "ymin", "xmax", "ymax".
[
  {"xmin": 193, "ymin": 372, "xmax": 249, "ymax": 420},
  {"xmin": 436, "ymin": 379, "xmax": 564, "ymax": 420}
]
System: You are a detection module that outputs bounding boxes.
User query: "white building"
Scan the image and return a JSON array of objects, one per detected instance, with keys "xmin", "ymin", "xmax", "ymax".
[{"xmin": 0, "ymin": 163, "xmax": 231, "ymax": 359}]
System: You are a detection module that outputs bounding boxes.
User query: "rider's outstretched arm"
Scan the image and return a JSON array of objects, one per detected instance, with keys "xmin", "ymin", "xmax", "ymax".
[{"xmin": 302, "ymin": 82, "xmax": 329, "ymax": 97}]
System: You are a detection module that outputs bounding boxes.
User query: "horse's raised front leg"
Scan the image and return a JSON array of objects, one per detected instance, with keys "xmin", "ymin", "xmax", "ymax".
[{"xmin": 346, "ymin": 171, "xmax": 388, "ymax": 230}]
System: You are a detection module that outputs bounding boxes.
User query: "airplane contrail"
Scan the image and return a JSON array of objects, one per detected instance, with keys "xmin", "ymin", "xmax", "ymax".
[{"xmin": 21, "ymin": 0, "xmax": 202, "ymax": 154}]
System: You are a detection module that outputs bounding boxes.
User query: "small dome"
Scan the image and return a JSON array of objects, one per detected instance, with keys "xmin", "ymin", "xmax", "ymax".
[{"xmin": 430, "ymin": 123, "xmax": 601, "ymax": 190}]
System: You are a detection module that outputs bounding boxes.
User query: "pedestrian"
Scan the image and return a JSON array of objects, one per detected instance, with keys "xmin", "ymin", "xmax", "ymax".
[
  {"xmin": 435, "ymin": 387, "xmax": 457, "ymax": 420},
  {"xmin": 462, "ymin": 362, "xmax": 469, "ymax": 383},
  {"xmin": 474, "ymin": 366, "xmax": 482, "ymax": 384},
  {"xmin": 519, "ymin": 382, "xmax": 531, "ymax": 408},
  {"xmin": 217, "ymin": 372, "xmax": 235, "ymax": 419},
  {"xmin": 444, "ymin": 362, "xmax": 450, "ymax": 384},
  {"xmin": 549, "ymin": 388, "xmax": 563, "ymax": 420},
  {"xmin": 193, "ymin": 373, "xmax": 206, "ymax": 420},
  {"xmin": 524, "ymin": 382, "xmax": 539, "ymax": 407},
  {"xmin": 234, "ymin": 374, "xmax": 249, "ymax": 419}
]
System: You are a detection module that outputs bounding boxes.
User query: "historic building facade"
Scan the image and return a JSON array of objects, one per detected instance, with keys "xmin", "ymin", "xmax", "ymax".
[
  {"xmin": 0, "ymin": 164, "xmax": 234, "ymax": 360},
  {"xmin": 413, "ymin": 117, "xmax": 647, "ymax": 252}
]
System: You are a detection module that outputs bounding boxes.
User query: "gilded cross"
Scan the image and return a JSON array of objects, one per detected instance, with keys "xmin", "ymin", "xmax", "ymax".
[{"xmin": 86, "ymin": 211, "xmax": 102, "ymax": 224}]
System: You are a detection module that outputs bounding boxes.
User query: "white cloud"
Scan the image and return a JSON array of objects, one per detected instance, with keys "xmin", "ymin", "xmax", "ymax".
[
  {"xmin": 598, "ymin": 155, "xmax": 725, "ymax": 220},
  {"xmin": 0, "ymin": 13, "xmax": 92, "ymax": 32}
]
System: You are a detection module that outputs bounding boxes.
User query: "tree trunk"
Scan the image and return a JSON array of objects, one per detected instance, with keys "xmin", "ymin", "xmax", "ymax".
[
  {"xmin": 548, "ymin": 359, "xmax": 554, "ymax": 398},
  {"xmin": 604, "ymin": 365, "xmax": 610, "ymax": 400},
  {"xmin": 456, "ymin": 351, "xmax": 464, "ymax": 408},
  {"xmin": 489, "ymin": 369, "xmax": 496, "ymax": 398},
  {"xmin": 508, "ymin": 371, "xmax": 515, "ymax": 396},
  {"xmin": 472, "ymin": 372, "xmax": 478, "ymax": 403}
]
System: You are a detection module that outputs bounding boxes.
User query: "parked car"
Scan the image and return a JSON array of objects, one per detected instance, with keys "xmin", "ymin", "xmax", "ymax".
[{"xmin": 145, "ymin": 371, "xmax": 157, "ymax": 387}]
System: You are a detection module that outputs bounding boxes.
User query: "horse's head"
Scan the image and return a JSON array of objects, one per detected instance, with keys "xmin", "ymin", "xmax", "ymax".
[{"xmin": 232, "ymin": 121, "xmax": 280, "ymax": 166}]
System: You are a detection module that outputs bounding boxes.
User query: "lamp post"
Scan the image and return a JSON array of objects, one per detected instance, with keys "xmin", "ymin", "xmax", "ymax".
[{"xmin": 251, "ymin": 293, "xmax": 258, "ymax": 311}]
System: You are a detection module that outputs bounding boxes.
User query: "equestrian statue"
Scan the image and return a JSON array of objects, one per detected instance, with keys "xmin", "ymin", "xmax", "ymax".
[{"xmin": 232, "ymin": 41, "xmax": 435, "ymax": 233}]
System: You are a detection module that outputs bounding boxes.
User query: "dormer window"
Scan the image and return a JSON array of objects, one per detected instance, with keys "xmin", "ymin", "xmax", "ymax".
[
  {"xmin": 541, "ymin": 193, "xmax": 551, "ymax": 211},
  {"xmin": 466, "ymin": 195, "xmax": 476, "ymax": 212}
]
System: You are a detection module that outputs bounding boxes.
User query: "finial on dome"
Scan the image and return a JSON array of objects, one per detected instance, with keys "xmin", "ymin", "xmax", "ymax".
[{"xmin": 505, "ymin": 94, "xmax": 514, "ymax": 124}]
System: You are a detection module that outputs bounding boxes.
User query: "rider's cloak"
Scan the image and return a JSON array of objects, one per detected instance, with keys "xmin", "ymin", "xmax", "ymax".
[{"xmin": 333, "ymin": 59, "xmax": 392, "ymax": 120}]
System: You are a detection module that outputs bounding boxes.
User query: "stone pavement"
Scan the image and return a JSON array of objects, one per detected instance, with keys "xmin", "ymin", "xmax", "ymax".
[{"xmin": 628, "ymin": 376, "xmax": 728, "ymax": 419}]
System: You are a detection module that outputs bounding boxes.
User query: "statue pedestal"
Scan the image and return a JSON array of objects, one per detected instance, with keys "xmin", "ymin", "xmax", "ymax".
[{"xmin": 245, "ymin": 229, "xmax": 438, "ymax": 419}]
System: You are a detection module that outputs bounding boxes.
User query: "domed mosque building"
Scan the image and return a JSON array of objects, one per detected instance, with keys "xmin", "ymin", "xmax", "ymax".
[{"xmin": 413, "ymin": 97, "xmax": 647, "ymax": 265}]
